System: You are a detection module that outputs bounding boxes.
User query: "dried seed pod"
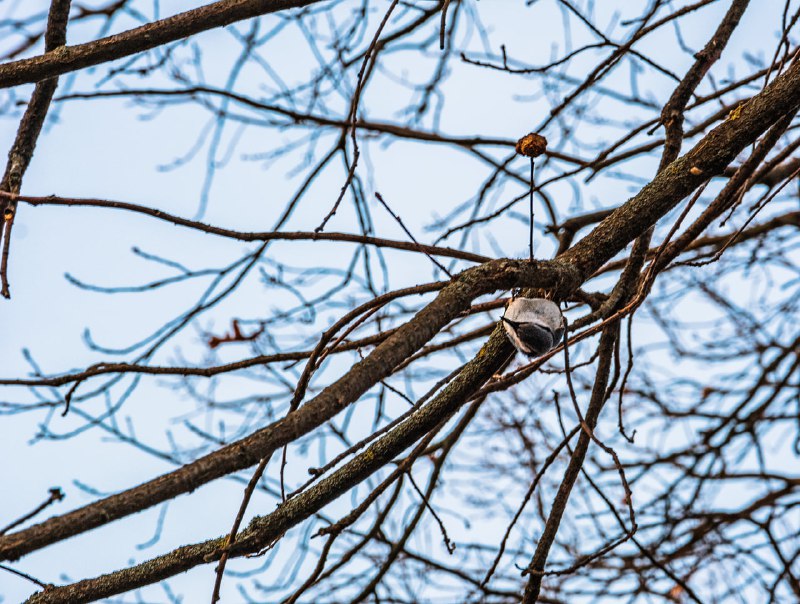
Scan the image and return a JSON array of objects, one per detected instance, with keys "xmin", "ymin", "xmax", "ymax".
[
  {"xmin": 515, "ymin": 133, "xmax": 548, "ymax": 158},
  {"xmin": 502, "ymin": 297, "xmax": 564, "ymax": 357}
]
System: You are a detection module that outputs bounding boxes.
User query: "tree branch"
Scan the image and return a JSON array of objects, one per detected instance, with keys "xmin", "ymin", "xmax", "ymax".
[{"xmin": 0, "ymin": 0, "xmax": 323, "ymax": 90}]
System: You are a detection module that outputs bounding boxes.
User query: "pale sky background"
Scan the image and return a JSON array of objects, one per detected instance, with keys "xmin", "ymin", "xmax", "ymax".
[{"xmin": 0, "ymin": 1, "xmax": 794, "ymax": 602}]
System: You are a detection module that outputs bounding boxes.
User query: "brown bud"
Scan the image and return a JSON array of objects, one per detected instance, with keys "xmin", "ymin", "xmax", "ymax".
[{"xmin": 515, "ymin": 133, "xmax": 548, "ymax": 158}]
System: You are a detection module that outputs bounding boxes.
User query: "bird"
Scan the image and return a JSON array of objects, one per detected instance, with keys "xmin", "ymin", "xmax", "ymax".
[{"xmin": 501, "ymin": 297, "xmax": 564, "ymax": 357}]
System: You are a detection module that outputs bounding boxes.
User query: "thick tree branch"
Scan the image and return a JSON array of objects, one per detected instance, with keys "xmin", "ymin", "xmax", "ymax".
[
  {"xmin": 0, "ymin": 0, "xmax": 323, "ymax": 90},
  {"xmin": 24, "ymin": 325, "xmax": 517, "ymax": 604},
  {"xmin": 0, "ymin": 258, "xmax": 577, "ymax": 564},
  {"xmin": 561, "ymin": 54, "xmax": 800, "ymax": 279},
  {"xmin": 11, "ymin": 50, "xmax": 800, "ymax": 601},
  {"xmin": 521, "ymin": 326, "xmax": 618, "ymax": 603},
  {"xmin": 658, "ymin": 0, "xmax": 750, "ymax": 167},
  {"xmin": 0, "ymin": 0, "xmax": 71, "ymax": 297}
]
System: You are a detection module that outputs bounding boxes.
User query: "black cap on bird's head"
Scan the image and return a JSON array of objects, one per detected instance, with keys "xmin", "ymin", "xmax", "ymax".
[{"xmin": 502, "ymin": 297, "xmax": 564, "ymax": 357}]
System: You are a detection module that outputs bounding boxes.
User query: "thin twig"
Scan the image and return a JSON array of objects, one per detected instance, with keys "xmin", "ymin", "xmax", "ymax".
[
  {"xmin": 375, "ymin": 192, "xmax": 453, "ymax": 277},
  {"xmin": 439, "ymin": 0, "xmax": 452, "ymax": 50},
  {"xmin": 210, "ymin": 452, "xmax": 274, "ymax": 603},
  {"xmin": 0, "ymin": 0, "xmax": 71, "ymax": 298},
  {"xmin": 0, "ymin": 488, "xmax": 64, "ymax": 536},
  {"xmin": 0, "ymin": 563, "xmax": 51, "ymax": 589},
  {"xmin": 315, "ymin": 0, "xmax": 400, "ymax": 232}
]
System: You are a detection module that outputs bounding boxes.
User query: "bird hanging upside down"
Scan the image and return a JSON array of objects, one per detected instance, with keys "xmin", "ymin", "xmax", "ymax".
[{"xmin": 501, "ymin": 297, "xmax": 564, "ymax": 357}]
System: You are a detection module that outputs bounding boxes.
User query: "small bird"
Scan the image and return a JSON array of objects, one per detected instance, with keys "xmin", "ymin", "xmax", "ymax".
[{"xmin": 501, "ymin": 297, "xmax": 564, "ymax": 357}]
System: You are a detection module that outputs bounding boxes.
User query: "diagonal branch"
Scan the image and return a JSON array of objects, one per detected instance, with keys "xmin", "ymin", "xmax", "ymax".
[
  {"xmin": 0, "ymin": 0, "xmax": 72, "ymax": 298},
  {"xmin": 6, "ymin": 50, "xmax": 800, "ymax": 589},
  {"xmin": 0, "ymin": 0, "xmax": 323, "ymax": 90},
  {"xmin": 0, "ymin": 258, "xmax": 575, "ymax": 564}
]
